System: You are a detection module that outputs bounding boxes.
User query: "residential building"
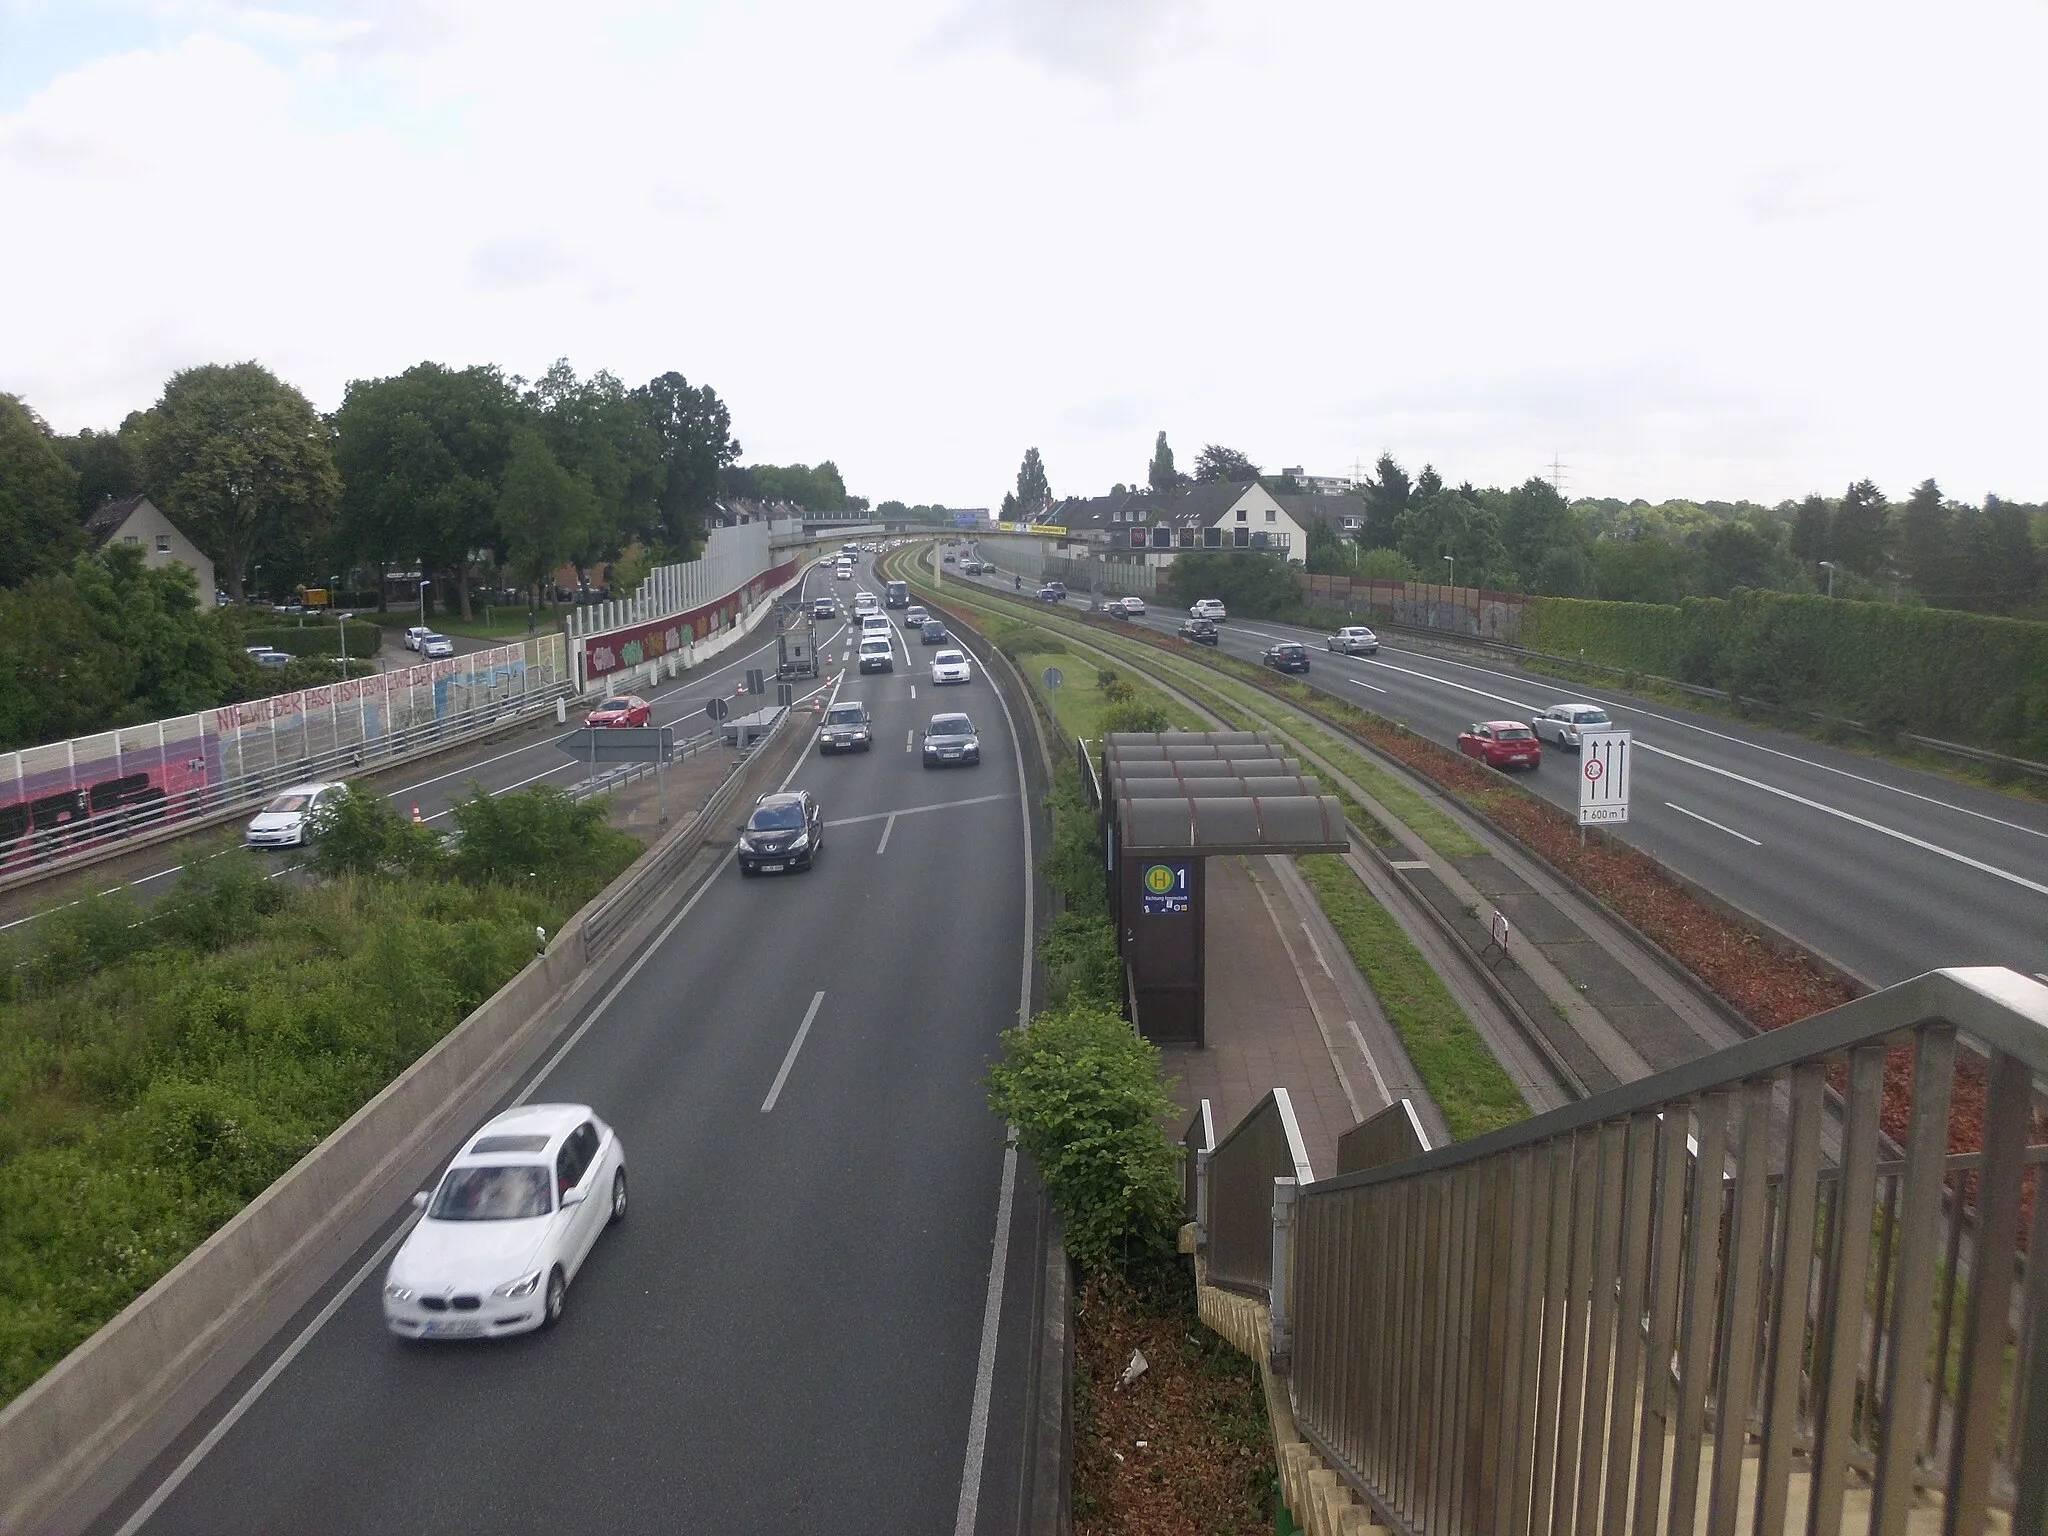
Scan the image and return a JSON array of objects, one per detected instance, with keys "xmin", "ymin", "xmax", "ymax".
[
  {"xmin": 83, "ymin": 495, "xmax": 217, "ymax": 608},
  {"xmin": 1044, "ymin": 482, "xmax": 1308, "ymax": 567}
]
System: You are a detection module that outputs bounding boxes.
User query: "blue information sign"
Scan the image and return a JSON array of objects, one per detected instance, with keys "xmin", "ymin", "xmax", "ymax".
[{"xmin": 1140, "ymin": 861, "xmax": 1191, "ymax": 915}]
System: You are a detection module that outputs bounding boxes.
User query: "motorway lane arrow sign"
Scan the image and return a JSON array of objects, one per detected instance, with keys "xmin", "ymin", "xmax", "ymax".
[
  {"xmin": 1578, "ymin": 731, "xmax": 1631, "ymax": 825},
  {"xmin": 556, "ymin": 726, "xmax": 675, "ymax": 765}
]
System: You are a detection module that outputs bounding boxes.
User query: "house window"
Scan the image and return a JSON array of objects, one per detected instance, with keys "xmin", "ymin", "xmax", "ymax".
[
  {"xmin": 1264, "ymin": 510, "xmax": 1276, "ymax": 522},
  {"xmin": 1180, "ymin": 527, "xmax": 1196, "ymax": 548},
  {"xmin": 1236, "ymin": 509, "xmax": 1247, "ymax": 522},
  {"xmin": 1234, "ymin": 527, "xmax": 1250, "ymax": 548},
  {"xmin": 156, "ymin": 534, "xmax": 172, "ymax": 552},
  {"xmin": 1203, "ymin": 527, "xmax": 1222, "ymax": 549},
  {"xmin": 1151, "ymin": 526, "xmax": 1172, "ymax": 549},
  {"xmin": 123, "ymin": 535, "xmax": 139, "ymax": 545}
]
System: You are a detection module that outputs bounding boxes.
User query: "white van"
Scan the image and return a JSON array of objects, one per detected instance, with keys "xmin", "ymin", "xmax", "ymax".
[
  {"xmin": 858, "ymin": 635, "xmax": 894, "ymax": 673},
  {"xmin": 861, "ymin": 613, "xmax": 891, "ymax": 639}
]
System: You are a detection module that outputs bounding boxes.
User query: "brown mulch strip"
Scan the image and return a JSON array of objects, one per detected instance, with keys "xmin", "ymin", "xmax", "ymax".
[{"xmin": 1073, "ymin": 1269, "xmax": 1276, "ymax": 1536}]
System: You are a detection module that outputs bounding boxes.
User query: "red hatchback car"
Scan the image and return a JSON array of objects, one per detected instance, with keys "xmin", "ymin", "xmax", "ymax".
[
  {"xmin": 1458, "ymin": 720, "xmax": 1542, "ymax": 771},
  {"xmin": 585, "ymin": 694, "xmax": 652, "ymax": 728}
]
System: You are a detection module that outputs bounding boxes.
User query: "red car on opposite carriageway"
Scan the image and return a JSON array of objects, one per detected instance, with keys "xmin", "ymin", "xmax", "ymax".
[
  {"xmin": 585, "ymin": 694, "xmax": 652, "ymax": 728},
  {"xmin": 1456, "ymin": 720, "xmax": 1542, "ymax": 771}
]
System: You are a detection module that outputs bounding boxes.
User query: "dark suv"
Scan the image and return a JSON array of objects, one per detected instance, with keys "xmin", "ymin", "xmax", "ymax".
[{"xmin": 1261, "ymin": 642, "xmax": 1311, "ymax": 674}]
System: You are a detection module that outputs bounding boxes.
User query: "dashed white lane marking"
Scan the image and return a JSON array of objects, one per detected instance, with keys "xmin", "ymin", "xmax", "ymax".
[
  {"xmin": 826, "ymin": 793, "xmax": 1013, "ymax": 829},
  {"xmin": 1664, "ymin": 801, "xmax": 1763, "ymax": 846},
  {"xmin": 1348, "ymin": 677, "xmax": 1388, "ymax": 694},
  {"xmin": 874, "ymin": 813, "xmax": 899, "ymax": 856},
  {"xmin": 760, "ymin": 990, "xmax": 827, "ymax": 1113}
]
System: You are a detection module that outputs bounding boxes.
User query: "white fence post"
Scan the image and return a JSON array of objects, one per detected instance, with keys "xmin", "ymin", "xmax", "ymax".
[{"xmin": 1270, "ymin": 1175, "xmax": 1298, "ymax": 1369}]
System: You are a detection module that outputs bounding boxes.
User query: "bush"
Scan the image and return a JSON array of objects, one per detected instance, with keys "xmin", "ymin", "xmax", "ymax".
[
  {"xmin": 1041, "ymin": 766, "xmax": 1108, "ymax": 918},
  {"xmin": 1161, "ymin": 551, "xmax": 1304, "ymax": 619},
  {"xmin": 1038, "ymin": 910, "xmax": 1122, "ymax": 1009},
  {"xmin": 1098, "ymin": 700, "xmax": 1173, "ymax": 735},
  {"xmin": 239, "ymin": 621, "xmax": 381, "ymax": 659},
  {"xmin": 447, "ymin": 782, "xmax": 637, "ymax": 890},
  {"xmin": 305, "ymin": 783, "xmax": 443, "ymax": 879},
  {"xmin": 986, "ymin": 1002, "xmax": 1183, "ymax": 1275},
  {"xmin": 1096, "ymin": 669, "xmax": 1134, "ymax": 703}
]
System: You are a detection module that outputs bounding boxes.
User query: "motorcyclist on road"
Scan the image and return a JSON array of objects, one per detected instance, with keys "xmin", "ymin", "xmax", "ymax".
[{"xmin": 1014, "ymin": 574, "xmax": 1022, "ymax": 591}]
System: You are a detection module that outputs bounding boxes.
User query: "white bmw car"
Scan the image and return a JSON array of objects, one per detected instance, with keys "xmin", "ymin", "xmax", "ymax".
[
  {"xmin": 930, "ymin": 649, "xmax": 973, "ymax": 685},
  {"xmin": 383, "ymin": 1103, "xmax": 626, "ymax": 1339}
]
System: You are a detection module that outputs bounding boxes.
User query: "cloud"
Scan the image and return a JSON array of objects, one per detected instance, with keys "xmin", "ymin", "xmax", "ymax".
[{"xmin": 922, "ymin": 0, "xmax": 1192, "ymax": 81}]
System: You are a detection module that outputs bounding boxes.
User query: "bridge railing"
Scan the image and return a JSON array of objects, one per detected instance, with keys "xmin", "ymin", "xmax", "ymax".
[{"xmin": 1197, "ymin": 967, "xmax": 2048, "ymax": 1536}]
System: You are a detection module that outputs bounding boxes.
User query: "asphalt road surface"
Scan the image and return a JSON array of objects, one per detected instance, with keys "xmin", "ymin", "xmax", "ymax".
[
  {"xmin": 953, "ymin": 553, "xmax": 2048, "ymax": 988},
  {"xmin": 91, "ymin": 552, "xmax": 1047, "ymax": 1535}
]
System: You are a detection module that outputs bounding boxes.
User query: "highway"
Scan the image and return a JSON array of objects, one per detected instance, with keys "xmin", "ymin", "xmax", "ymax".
[
  {"xmin": 950, "ymin": 554, "xmax": 2048, "ymax": 988},
  {"xmin": 87, "ymin": 550, "xmax": 1048, "ymax": 1535}
]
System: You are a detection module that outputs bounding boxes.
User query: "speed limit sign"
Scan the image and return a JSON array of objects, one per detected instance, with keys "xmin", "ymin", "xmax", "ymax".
[{"xmin": 1578, "ymin": 732, "xmax": 1630, "ymax": 825}]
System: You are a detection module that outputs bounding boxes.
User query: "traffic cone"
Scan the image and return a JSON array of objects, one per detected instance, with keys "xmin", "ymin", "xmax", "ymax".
[{"xmin": 411, "ymin": 802, "xmax": 422, "ymax": 824}]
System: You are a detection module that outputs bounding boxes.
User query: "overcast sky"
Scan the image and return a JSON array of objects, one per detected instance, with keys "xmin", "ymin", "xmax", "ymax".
[{"xmin": 3, "ymin": 0, "xmax": 2043, "ymax": 510}]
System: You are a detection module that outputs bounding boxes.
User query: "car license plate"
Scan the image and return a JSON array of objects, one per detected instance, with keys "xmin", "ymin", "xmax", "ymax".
[
  {"xmin": 424, "ymin": 1320, "xmax": 482, "ymax": 1337},
  {"xmin": 761, "ymin": 862, "xmax": 784, "ymax": 872}
]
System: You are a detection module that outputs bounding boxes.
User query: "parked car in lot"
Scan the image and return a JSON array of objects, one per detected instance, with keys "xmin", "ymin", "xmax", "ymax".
[
  {"xmin": 735, "ymin": 789, "xmax": 824, "ymax": 874},
  {"xmin": 1262, "ymin": 642, "xmax": 1311, "ymax": 674},
  {"xmin": 404, "ymin": 625, "xmax": 432, "ymax": 650},
  {"xmin": 1178, "ymin": 617, "xmax": 1219, "ymax": 645},
  {"xmin": 1326, "ymin": 625, "xmax": 1379, "ymax": 654},
  {"xmin": 1189, "ymin": 599, "xmax": 1227, "ymax": 621},
  {"xmin": 244, "ymin": 781, "xmax": 347, "ymax": 847},
  {"xmin": 586, "ymin": 694, "xmax": 652, "ymax": 728},
  {"xmin": 930, "ymin": 649, "xmax": 973, "ymax": 685},
  {"xmin": 1458, "ymin": 721, "xmax": 1542, "ymax": 771},
  {"xmin": 383, "ymin": 1103, "xmax": 626, "ymax": 1339},
  {"xmin": 1530, "ymin": 702, "xmax": 1613, "ymax": 749},
  {"xmin": 244, "ymin": 645, "xmax": 291, "ymax": 669},
  {"xmin": 920, "ymin": 620, "xmax": 949, "ymax": 645},
  {"xmin": 421, "ymin": 633, "xmax": 455, "ymax": 659},
  {"xmin": 818, "ymin": 700, "xmax": 873, "ymax": 753},
  {"xmin": 922, "ymin": 712, "xmax": 981, "ymax": 768}
]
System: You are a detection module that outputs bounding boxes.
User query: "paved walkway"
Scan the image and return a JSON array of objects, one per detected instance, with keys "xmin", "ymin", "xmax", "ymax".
[{"xmin": 1159, "ymin": 853, "xmax": 1435, "ymax": 1179}]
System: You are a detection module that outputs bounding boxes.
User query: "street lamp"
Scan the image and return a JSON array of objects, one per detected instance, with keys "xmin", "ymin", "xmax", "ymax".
[
  {"xmin": 419, "ymin": 578, "xmax": 432, "ymax": 627},
  {"xmin": 1818, "ymin": 560, "xmax": 1837, "ymax": 598},
  {"xmin": 333, "ymin": 574, "xmax": 346, "ymax": 676},
  {"xmin": 1443, "ymin": 553, "xmax": 1455, "ymax": 590}
]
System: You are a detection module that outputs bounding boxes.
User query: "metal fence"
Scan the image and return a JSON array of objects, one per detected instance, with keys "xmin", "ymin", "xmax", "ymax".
[
  {"xmin": 1206, "ymin": 1087, "xmax": 1316, "ymax": 1299},
  {"xmin": 1201, "ymin": 967, "xmax": 2048, "ymax": 1536},
  {"xmin": 0, "ymin": 634, "xmax": 570, "ymax": 878}
]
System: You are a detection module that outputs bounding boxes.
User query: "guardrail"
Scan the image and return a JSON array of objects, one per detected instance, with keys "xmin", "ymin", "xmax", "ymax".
[{"xmin": 1196, "ymin": 967, "xmax": 2048, "ymax": 1536}]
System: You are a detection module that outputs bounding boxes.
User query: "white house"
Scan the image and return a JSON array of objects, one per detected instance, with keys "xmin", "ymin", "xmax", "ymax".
[{"xmin": 83, "ymin": 495, "xmax": 217, "ymax": 608}]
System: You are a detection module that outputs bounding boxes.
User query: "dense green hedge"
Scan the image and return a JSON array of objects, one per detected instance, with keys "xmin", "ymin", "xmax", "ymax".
[
  {"xmin": 1524, "ymin": 590, "xmax": 2048, "ymax": 758},
  {"xmin": 241, "ymin": 621, "xmax": 381, "ymax": 659}
]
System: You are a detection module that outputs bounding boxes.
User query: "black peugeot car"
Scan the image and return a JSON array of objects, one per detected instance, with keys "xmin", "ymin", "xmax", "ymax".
[
  {"xmin": 1178, "ymin": 617, "xmax": 1219, "ymax": 645},
  {"xmin": 736, "ymin": 790, "xmax": 824, "ymax": 875},
  {"xmin": 1261, "ymin": 641, "xmax": 1311, "ymax": 674}
]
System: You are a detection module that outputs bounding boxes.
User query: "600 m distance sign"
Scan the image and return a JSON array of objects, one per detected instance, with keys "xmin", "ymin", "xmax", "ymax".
[{"xmin": 1141, "ymin": 861, "xmax": 1190, "ymax": 915}]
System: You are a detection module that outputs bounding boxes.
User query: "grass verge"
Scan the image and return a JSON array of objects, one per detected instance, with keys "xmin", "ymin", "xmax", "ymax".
[
  {"xmin": 0, "ymin": 799, "xmax": 639, "ymax": 1408},
  {"xmin": 1296, "ymin": 854, "xmax": 1529, "ymax": 1141}
]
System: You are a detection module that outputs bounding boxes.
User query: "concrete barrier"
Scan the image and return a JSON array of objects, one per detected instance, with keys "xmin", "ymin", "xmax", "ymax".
[{"xmin": 0, "ymin": 710, "xmax": 799, "ymax": 1535}]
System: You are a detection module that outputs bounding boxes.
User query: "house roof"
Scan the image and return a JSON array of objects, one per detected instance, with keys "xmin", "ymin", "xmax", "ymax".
[
  {"xmin": 1048, "ymin": 490, "xmax": 1156, "ymax": 532},
  {"xmin": 83, "ymin": 493, "xmax": 151, "ymax": 543},
  {"xmin": 1270, "ymin": 492, "xmax": 1366, "ymax": 531},
  {"xmin": 1152, "ymin": 480, "xmax": 1261, "ymax": 530}
]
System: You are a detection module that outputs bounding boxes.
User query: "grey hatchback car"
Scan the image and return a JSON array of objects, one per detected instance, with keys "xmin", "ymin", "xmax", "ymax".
[{"xmin": 921, "ymin": 713, "xmax": 980, "ymax": 769}]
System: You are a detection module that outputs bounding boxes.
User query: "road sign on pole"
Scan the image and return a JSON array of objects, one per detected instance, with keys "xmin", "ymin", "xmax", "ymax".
[
  {"xmin": 1578, "ymin": 731, "xmax": 1632, "ymax": 826},
  {"xmin": 705, "ymin": 697, "xmax": 730, "ymax": 723},
  {"xmin": 554, "ymin": 726, "xmax": 675, "ymax": 765}
]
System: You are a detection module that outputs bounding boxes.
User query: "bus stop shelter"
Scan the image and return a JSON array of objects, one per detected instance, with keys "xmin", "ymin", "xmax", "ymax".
[{"xmin": 1086, "ymin": 732, "xmax": 1349, "ymax": 1046}]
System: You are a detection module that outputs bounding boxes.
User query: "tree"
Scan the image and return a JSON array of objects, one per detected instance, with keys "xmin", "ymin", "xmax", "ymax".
[
  {"xmin": 1193, "ymin": 444, "xmax": 1258, "ymax": 484},
  {"xmin": 1954, "ymin": 497, "xmax": 2043, "ymax": 614},
  {"xmin": 1696, "ymin": 522, "xmax": 1781, "ymax": 597},
  {"xmin": 1147, "ymin": 432, "xmax": 1180, "ymax": 495},
  {"xmin": 0, "ymin": 393, "xmax": 85, "ymax": 587},
  {"xmin": 1497, "ymin": 478, "xmax": 1578, "ymax": 591},
  {"xmin": 1830, "ymin": 478, "xmax": 1889, "ymax": 576},
  {"xmin": 526, "ymin": 362, "xmax": 661, "ymax": 576},
  {"xmin": 1789, "ymin": 493, "xmax": 1831, "ymax": 565},
  {"xmin": 56, "ymin": 426, "xmax": 144, "ymax": 518},
  {"xmin": 1360, "ymin": 453, "xmax": 1411, "ymax": 550},
  {"xmin": 1160, "ymin": 550, "xmax": 1301, "ymax": 618},
  {"xmin": 496, "ymin": 428, "xmax": 597, "ymax": 608},
  {"xmin": 332, "ymin": 363, "xmax": 522, "ymax": 618},
  {"xmin": 133, "ymin": 362, "xmax": 338, "ymax": 603},
  {"xmin": 743, "ymin": 462, "xmax": 853, "ymax": 511},
  {"xmin": 633, "ymin": 371, "xmax": 739, "ymax": 559},
  {"xmin": 1896, "ymin": 479, "xmax": 1954, "ymax": 606},
  {"xmin": 1014, "ymin": 448, "xmax": 1051, "ymax": 518},
  {"xmin": 1413, "ymin": 464, "xmax": 1445, "ymax": 501},
  {"xmin": 1395, "ymin": 488, "xmax": 1513, "ymax": 590}
]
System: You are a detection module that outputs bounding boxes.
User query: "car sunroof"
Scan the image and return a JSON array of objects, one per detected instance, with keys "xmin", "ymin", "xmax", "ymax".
[{"xmin": 470, "ymin": 1134, "xmax": 550, "ymax": 1154}]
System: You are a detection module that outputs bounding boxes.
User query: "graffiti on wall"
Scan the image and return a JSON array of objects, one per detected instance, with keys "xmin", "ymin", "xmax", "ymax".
[{"xmin": 583, "ymin": 560, "xmax": 797, "ymax": 681}]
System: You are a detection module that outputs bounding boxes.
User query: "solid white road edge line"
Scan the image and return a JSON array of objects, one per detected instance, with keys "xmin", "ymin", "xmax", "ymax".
[
  {"xmin": 953, "ymin": 623, "xmax": 1035, "ymax": 1536},
  {"xmin": 112, "ymin": 1218, "xmax": 415, "ymax": 1536},
  {"xmin": 760, "ymin": 990, "xmax": 827, "ymax": 1113},
  {"xmin": 1663, "ymin": 801, "xmax": 1763, "ymax": 846}
]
